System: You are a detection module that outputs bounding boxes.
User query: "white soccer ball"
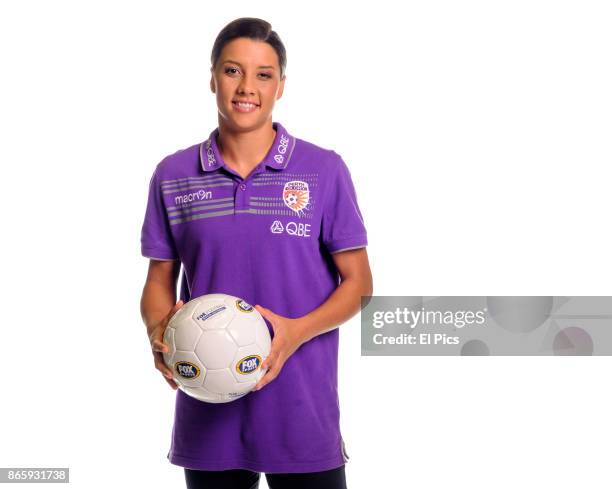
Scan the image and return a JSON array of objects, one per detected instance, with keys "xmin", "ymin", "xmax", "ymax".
[{"xmin": 162, "ymin": 293, "xmax": 271, "ymax": 403}]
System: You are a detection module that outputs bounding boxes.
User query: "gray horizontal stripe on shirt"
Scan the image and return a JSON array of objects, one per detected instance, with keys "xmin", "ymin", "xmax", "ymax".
[
  {"xmin": 162, "ymin": 179, "xmax": 232, "ymax": 190},
  {"xmin": 167, "ymin": 196, "xmax": 234, "ymax": 211},
  {"xmin": 249, "ymin": 201, "xmax": 316, "ymax": 209},
  {"xmin": 250, "ymin": 196, "xmax": 284, "ymax": 201},
  {"xmin": 168, "ymin": 201, "xmax": 235, "ymax": 217},
  {"xmin": 253, "ymin": 175, "xmax": 318, "ymax": 182},
  {"xmin": 169, "ymin": 207, "xmax": 314, "ymax": 225},
  {"xmin": 161, "ymin": 175, "xmax": 234, "ymax": 185},
  {"xmin": 250, "ymin": 196, "xmax": 315, "ymax": 202},
  {"xmin": 162, "ymin": 178, "xmax": 233, "ymax": 188},
  {"xmin": 253, "ymin": 173, "xmax": 318, "ymax": 178},
  {"xmin": 169, "ymin": 208, "xmax": 235, "ymax": 225},
  {"xmin": 253, "ymin": 175, "xmax": 318, "ymax": 180},
  {"xmin": 235, "ymin": 208, "xmax": 313, "ymax": 218},
  {"xmin": 248, "ymin": 201, "xmax": 287, "ymax": 208},
  {"xmin": 252, "ymin": 181, "xmax": 318, "ymax": 187},
  {"xmin": 162, "ymin": 182, "xmax": 234, "ymax": 194}
]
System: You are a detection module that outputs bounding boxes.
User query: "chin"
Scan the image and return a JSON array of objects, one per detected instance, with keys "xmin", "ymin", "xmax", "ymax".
[{"xmin": 224, "ymin": 112, "xmax": 269, "ymax": 131}]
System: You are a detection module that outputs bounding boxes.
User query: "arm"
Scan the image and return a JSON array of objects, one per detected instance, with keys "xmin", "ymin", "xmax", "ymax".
[
  {"xmin": 140, "ymin": 259, "xmax": 181, "ymax": 331},
  {"xmin": 254, "ymin": 247, "xmax": 373, "ymax": 390},
  {"xmin": 295, "ymin": 247, "xmax": 373, "ymax": 343},
  {"xmin": 140, "ymin": 259, "xmax": 183, "ymax": 389}
]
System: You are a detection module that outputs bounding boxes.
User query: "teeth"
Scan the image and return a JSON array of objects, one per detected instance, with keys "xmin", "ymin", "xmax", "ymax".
[{"xmin": 235, "ymin": 102, "xmax": 257, "ymax": 109}]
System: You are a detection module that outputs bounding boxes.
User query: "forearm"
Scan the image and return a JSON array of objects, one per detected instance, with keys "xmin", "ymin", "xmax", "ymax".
[
  {"xmin": 140, "ymin": 279, "xmax": 176, "ymax": 335},
  {"xmin": 296, "ymin": 275, "xmax": 372, "ymax": 344}
]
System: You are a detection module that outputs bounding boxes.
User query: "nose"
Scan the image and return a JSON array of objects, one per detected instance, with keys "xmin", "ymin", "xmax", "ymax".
[
  {"xmin": 237, "ymin": 73, "xmax": 256, "ymax": 95},
  {"xmin": 237, "ymin": 85, "xmax": 254, "ymax": 96}
]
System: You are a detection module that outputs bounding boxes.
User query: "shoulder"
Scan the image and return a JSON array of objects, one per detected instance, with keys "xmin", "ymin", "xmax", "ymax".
[
  {"xmin": 292, "ymin": 136, "xmax": 345, "ymax": 176},
  {"xmin": 153, "ymin": 141, "xmax": 202, "ymax": 180}
]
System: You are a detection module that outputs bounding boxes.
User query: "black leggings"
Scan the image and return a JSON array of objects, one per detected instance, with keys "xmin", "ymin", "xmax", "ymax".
[{"xmin": 184, "ymin": 465, "xmax": 347, "ymax": 489}]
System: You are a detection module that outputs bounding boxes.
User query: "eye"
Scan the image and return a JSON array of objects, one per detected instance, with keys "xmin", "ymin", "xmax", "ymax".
[
  {"xmin": 259, "ymin": 73, "xmax": 272, "ymax": 79},
  {"xmin": 224, "ymin": 67, "xmax": 240, "ymax": 75}
]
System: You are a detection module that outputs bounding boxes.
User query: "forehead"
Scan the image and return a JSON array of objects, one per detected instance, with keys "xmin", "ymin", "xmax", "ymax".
[{"xmin": 219, "ymin": 38, "xmax": 279, "ymax": 68}]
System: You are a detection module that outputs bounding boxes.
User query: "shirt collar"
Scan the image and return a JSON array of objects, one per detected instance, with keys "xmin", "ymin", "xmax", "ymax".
[{"xmin": 199, "ymin": 121, "xmax": 296, "ymax": 173}]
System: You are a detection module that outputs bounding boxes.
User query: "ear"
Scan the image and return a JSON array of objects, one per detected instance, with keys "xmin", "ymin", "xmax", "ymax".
[
  {"xmin": 276, "ymin": 76, "xmax": 285, "ymax": 101},
  {"xmin": 210, "ymin": 70, "xmax": 216, "ymax": 94}
]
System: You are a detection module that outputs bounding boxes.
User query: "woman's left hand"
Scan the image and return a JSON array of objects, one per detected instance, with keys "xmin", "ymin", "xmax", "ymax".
[{"xmin": 253, "ymin": 305, "xmax": 307, "ymax": 391}]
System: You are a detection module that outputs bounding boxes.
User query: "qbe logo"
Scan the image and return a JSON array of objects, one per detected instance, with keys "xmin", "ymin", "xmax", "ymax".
[
  {"xmin": 269, "ymin": 220, "xmax": 310, "ymax": 238},
  {"xmin": 270, "ymin": 220, "xmax": 284, "ymax": 233},
  {"xmin": 204, "ymin": 138, "xmax": 216, "ymax": 168}
]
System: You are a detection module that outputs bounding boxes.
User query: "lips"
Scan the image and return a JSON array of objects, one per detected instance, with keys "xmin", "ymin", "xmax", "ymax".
[{"xmin": 232, "ymin": 101, "xmax": 260, "ymax": 112}]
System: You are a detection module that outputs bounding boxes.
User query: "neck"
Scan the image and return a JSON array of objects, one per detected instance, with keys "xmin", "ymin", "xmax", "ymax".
[{"xmin": 216, "ymin": 119, "xmax": 276, "ymax": 177}]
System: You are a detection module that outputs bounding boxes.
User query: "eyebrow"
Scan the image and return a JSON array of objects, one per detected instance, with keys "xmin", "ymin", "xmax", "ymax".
[{"xmin": 222, "ymin": 59, "xmax": 276, "ymax": 70}]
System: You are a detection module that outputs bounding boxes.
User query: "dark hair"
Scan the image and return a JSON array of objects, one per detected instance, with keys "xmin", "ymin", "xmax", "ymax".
[{"xmin": 211, "ymin": 17, "xmax": 287, "ymax": 79}]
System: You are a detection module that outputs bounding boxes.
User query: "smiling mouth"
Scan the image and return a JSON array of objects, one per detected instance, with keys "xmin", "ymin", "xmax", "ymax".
[{"xmin": 232, "ymin": 101, "xmax": 260, "ymax": 111}]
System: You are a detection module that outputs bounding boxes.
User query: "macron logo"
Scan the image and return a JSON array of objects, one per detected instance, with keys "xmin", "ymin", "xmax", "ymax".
[{"xmin": 175, "ymin": 189, "xmax": 212, "ymax": 206}]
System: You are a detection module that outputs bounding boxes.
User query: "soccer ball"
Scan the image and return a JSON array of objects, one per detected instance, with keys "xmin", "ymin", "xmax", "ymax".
[
  {"xmin": 285, "ymin": 192, "xmax": 298, "ymax": 205},
  {"xmin": 162, "ymin": 293, "xmax": 271, "ymax": 403}
]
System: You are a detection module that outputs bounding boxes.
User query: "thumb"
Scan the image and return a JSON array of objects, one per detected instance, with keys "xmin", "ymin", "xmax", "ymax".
[
  {"xmin": 167, "ymin": 300, "xmax": 184, "ymax": 322},
  {"xmin": 255, "ymin": 304, "xmax": 276, "ymax": 323},
  {"xmin": 255, "ymin": 304, "xmax": 276, "ymax": 331}
]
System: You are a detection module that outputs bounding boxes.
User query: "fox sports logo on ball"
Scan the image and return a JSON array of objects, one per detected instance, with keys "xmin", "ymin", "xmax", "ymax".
[{"xmin": 163, "ymin": 293, "xmax": 272, "ymax": 403}]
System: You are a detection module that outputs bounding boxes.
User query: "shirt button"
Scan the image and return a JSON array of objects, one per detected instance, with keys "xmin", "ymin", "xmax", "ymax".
[{"xmin": 239, "ymin": 183, "xmax": 247, "ymax": 191}]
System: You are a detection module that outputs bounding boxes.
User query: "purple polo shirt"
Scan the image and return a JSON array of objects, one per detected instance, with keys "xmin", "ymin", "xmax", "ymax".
[{"xmin": 141, "ymin": 121, "xmax": 367, "ymax": 473}]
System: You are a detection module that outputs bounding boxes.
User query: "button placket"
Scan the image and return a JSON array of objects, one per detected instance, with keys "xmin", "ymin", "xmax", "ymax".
[
  {"xmin": 234, "ymin": 180, "xmax": 247, "ymax": 210},
  {"xmin": 240, "ymin": 164, "xmax": 267, "ymax": 210},
  {"xmin": 233, "ymin": 164, "xmax": 264, "ymax": 211}
]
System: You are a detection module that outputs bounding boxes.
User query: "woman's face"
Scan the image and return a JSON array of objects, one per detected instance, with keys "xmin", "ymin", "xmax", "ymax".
[{"xmin": 211, "ymin": 37, "xmax": 285, "ymax": 131}]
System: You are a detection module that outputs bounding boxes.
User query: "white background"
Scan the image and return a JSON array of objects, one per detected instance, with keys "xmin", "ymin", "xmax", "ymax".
[{"xmin": 1, "ymin": 1, "xmax": 611, "ymax": 488}]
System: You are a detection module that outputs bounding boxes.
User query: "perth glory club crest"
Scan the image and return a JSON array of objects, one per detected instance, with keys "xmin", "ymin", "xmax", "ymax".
[{"xmin": 283, "ymin": 180, "xmax": 309, "ymax": 215}]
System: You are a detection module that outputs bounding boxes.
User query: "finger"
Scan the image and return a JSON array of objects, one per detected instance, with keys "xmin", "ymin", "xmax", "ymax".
[
  {"xmin": 152, "ymin": 341, "xmax": 169, "ymax": 354},
  {"xmin": 256, "ymin": 359, "xmax": 284, "ymax": 390},
  {"xmin": 260, "ymin": 357, "xmax": 271, "ymax": 371},
  {"xmin": 261, "ymin": 355, "xmax": 273, "ymax": 370},
  {"xmin": 254, "ymin": 373, "xmax": 270, "ymax": 391},
  {"xmin": 255, "ymin": 304, "xmax": 275, "ymax": 322},
  {"xmin": 164, "ymin": 375, "xmax": 178, "ymax": 390},
  {"xmin": 253, "ymin": 362, "xmax": 272, "ymax": 391},
  {"xmin": 254, "ymin": 366, "xmax": 279, "ymax": 391},
  {"xmin": 166, "ymin": 300, "xmax": 184, "ymax": 322},
  {"xmin": 152, "ymin": 339, "xmax": 169, "ymax": 353},
  {"xmin": 260, "ymin": 351, "xmax": 278, "ymax": 371},
  {"xmin": 154, "ymin": 355, "xmax": 174, "ymax": 378}
]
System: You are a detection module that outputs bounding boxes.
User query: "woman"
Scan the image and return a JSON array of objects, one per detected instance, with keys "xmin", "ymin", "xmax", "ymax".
[{"xmin": 140, "ymin": 17, "xmax": 372, "ymax": 489}]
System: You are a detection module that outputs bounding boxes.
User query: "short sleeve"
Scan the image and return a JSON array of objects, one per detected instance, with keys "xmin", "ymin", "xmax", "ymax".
[
  {"xmin": 321, "ymin": 153, "xmax": 368, "ymax": 254},
  {"xmin": 140, "ymin": 165, "xmax": 180, "ymax": 261}
]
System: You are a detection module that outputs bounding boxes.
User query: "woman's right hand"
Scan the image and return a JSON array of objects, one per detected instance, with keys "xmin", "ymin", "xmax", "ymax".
[{"xmin": 149, "ymin": 300, "xmax": 184, "ymax": 390}]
